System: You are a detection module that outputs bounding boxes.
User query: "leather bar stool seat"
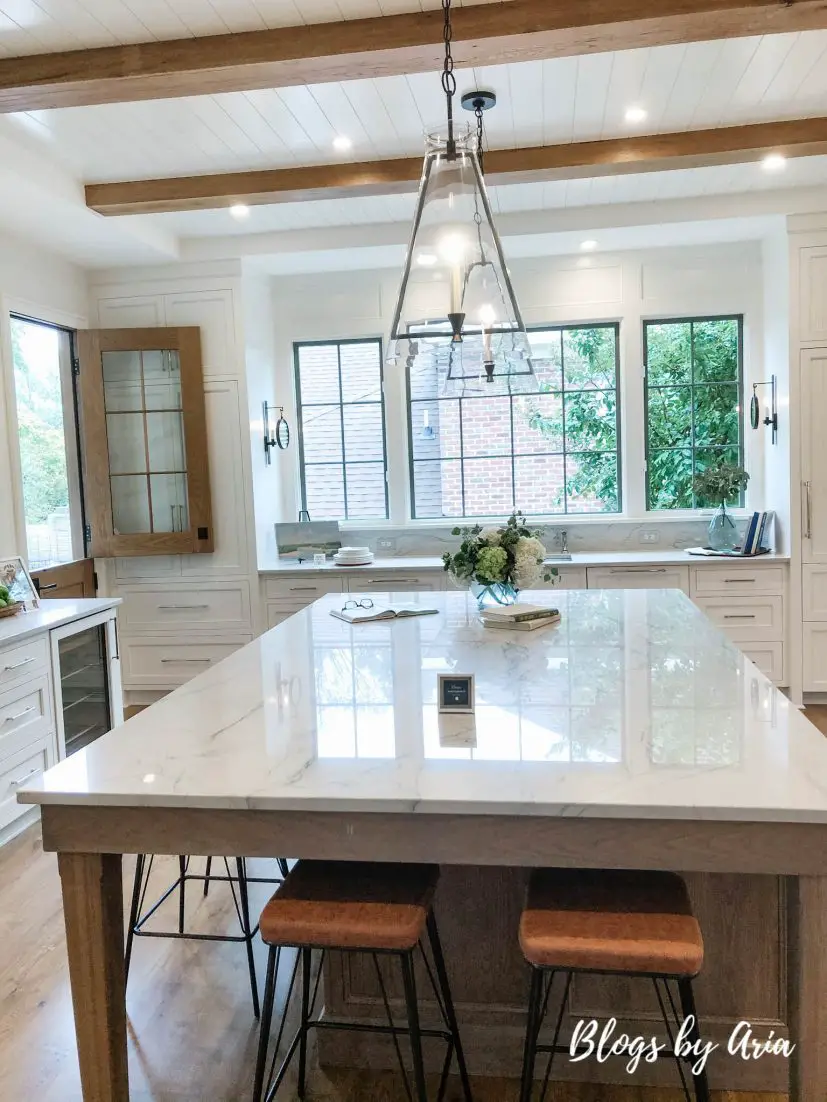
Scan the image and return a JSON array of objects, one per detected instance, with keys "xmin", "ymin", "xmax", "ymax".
[
  {"xmin": 518, "ymin": 867, "xmax": 709, "ymax": 1102},
  {"xmin": 252, "ymin": 860, "xmax": 471, "ymax": 1102},
  {"xmin": 520, "ymin": 868, "xmax": 704, "ymax": 976}
]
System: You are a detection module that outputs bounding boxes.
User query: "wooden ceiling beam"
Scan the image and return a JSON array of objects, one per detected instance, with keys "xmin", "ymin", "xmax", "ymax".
[
  {"xmin": 2, "ymin": 0, "xmax": 827, "ymax": 112},
  {"xmin": 86, "ymin": 117, "xmax": 827, "ymax": 217}
]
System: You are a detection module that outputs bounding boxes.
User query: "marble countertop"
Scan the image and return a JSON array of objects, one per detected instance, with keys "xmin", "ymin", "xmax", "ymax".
[
  {"xmin": 19, "ymin": 589, "xmax": 826, "ymax": 824},
  {"xmin": 260, "ymin": 550, "xmax": 790, "ymax": 573},
  {"xmin": 0, "ymin": 597, "xmax": 121, "ymax": 647}
]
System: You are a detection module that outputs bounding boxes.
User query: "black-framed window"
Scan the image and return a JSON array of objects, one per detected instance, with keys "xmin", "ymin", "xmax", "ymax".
[
  {"xmin": 407, "ymin": 324, "xmax": 621, "ymax": 518},
  {"xmin": 294, "ymin": 339, "xmax": 388, "ymax": 520},
  {"xmin": 644, "ymin": 316, "xmax": 744, "ymax": 511}
]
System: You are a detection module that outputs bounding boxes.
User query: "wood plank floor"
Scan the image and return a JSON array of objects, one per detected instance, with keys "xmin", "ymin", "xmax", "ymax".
[{"xmin": 6, "ymin": 697, "xmax": 824, "ymax": 1100}]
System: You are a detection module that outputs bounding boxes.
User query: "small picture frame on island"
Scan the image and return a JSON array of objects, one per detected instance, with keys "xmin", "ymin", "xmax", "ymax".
[
  {"xmin": 438, "ymin": 673, "xmax": 475, "ymax": 714},
  {"xmin": 0, "ymin": 556, "xmax": 39, "ymax": 610}
]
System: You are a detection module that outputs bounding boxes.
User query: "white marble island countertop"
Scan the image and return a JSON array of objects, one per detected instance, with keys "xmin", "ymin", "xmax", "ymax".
[{"xmin": 18, "ymin": 589, "xmax": 824, "ymax": 823}]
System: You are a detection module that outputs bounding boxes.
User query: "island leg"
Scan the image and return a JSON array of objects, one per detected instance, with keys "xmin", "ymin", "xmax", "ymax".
[
  {"xmin": 58, "ymin": 852, "xmax": 129, "ymax": 1101},
  {"xmin": 788, "ymin": 875, "xmax": 827, "ymax": 1101}
]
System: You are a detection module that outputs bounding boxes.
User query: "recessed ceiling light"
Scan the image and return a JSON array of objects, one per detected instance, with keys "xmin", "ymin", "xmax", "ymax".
[
  {"xmin": 624, "ymin": 106, "xmax": 648, "ymax": 124},
  {"xmin": 580, "ymin": 240, "xmax": 598, "ymax": 251},
  {"xmin": 333, "ymin": 135, "xmax": 353, "ymax": 152},
  {"xmin": 229, "ymin": 203, "xmax": 250, "ymax": 219},
  {"xmin": 762, "ymin": 153, "xmax": 787, "ymax": 172}
]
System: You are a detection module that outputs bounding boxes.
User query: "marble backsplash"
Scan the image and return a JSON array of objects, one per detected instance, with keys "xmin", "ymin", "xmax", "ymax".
[{"xmin": 344, "ymin": 518, "xmax": 720, "ymax": 558}]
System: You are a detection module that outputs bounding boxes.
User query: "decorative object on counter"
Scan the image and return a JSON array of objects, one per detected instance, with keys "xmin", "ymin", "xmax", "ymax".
[
  {"xmin": 692, "ymin": 462, "xmax": 750, "ymax": 552},
  {"xmin": 481, "ymin": 604, "xmax": 561, "ymax": 632},
  {"xmin": 263, "ymin": 402, "xmax": 290, "ymax": 463},
  {"xmin": 442, "ymin": 512, "xmax": 556, "ymax": 610},
  {"xmin": 386, "ymin": 0, "xmax": 537, "ymax": 399},
  {"xmin": 438, "ymin": 673, "xmax": 475, "ymax": 713},
  {"xmin": 0, "ymin": 556, "xmax": 38, "ymax": 610},
  {"xmin": 686, "ymin": 510, "xmax": 774, "ymax": 558},
  {"xmin": 751, "ymin": 375, "xmax": 778, "ymax": 445},
  {"xmin": 333, "ymin": 546, "xmax": 374, "ymax": 566},
  {"xmin": 331, "ymin": 600, "xmax": 439, "ymax": 624},
  {"xmin": 275, "ymin": 521, "xmax": 341, "ymax": 562}
]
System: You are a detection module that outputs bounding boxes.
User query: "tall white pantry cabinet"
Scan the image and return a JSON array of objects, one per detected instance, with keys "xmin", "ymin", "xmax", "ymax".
[
  {"xmin": 794, "ymin": 239, "xmax": 827, "ymax": 693},
  {"xmin": 89, "ymin": 268, "xmax": 260, "ymax": 703}
]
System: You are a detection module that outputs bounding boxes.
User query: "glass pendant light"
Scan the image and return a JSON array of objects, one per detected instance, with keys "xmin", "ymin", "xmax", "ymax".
[{"xmin": 387, "ymin": 0, "xmax": 537, "ymax": 398}]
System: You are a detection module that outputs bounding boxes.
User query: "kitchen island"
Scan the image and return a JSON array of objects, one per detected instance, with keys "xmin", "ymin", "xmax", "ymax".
[{"xmin": 18, "ymin": 588, "xmax": 827, "ymax": 1099}]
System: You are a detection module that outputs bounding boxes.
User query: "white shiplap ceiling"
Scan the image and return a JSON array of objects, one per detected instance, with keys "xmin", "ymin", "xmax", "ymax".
[
  {"xmin": 7, "ymin": 31, "xmax": 827, "ymax": 186},
  {"xmin": 0, "ymin": 0, "xmax": 490, "ymax": 55}
]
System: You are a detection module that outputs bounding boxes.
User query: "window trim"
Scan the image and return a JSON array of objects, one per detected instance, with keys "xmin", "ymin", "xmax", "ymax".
[
  {"xmin": 293, "ymin": 336, "xmax": 389, "ymax": 522},
  {"xmin": 405, "ymin": 321, "xmax": 622, "ymax": 521},
  {"xmin": 643, "ymin": 314, "xmax": 745, "ymax": 513}
]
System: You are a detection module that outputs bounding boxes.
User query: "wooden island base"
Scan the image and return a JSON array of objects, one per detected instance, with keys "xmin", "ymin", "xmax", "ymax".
[{"xmin": 321, "ymin": 866, "xmax": 790, "ymax": 1093}]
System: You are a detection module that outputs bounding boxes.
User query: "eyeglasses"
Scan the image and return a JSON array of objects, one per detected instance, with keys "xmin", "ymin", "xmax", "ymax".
[{"xmin": 342, "ymin": 599, "xmax": 374, "ymax": 611}]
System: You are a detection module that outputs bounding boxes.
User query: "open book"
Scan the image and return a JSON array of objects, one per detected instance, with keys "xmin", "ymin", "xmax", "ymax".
[{"xmin": 330, "ymin": 604, "xmax": 439, "ymax": 624}]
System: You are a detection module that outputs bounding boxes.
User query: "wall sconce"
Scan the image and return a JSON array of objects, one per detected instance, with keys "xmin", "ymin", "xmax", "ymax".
[
  {"xmin": 263, "ymin": 402, "xmax": 290, "ymax": 464},
  {"xmin": 750, "ymin": 375, "xmax": 778, "ymax": 445}
]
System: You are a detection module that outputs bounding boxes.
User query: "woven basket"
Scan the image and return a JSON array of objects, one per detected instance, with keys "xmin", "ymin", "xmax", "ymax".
[{"xmin": 0, "ymin": 601, "xmax": 24, "ymax": 619}]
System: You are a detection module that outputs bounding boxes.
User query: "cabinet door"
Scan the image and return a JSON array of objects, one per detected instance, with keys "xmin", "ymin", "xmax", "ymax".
[
  {"xmin": 587, "ymin": 566, "xmax": 690, "ymax": 593},
  {"xmin": 800, "ymin": 248, "xmax": 827, "ymax": 343},
  {"xmin": 801, "ymin": 349, "xmax": 827, "ymax": 563},
  {"xmin": 77, "ymin": 326, "xmax": 213, "ymax": 558},
  {"xmin": 804, "ymin": 624, "xmax": 827, "ymax": 692}
]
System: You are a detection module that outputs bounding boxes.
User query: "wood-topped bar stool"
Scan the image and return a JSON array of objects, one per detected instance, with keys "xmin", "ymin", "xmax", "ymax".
[
  {"xmin": 252, "ymin": 860, "xmax": 473, "ymax": 1102},
  {"xmin": 518, "ymin": 869, "xmax": 710, "ymax": 1102},
  {"xmin": 124, "ymin": 854, "xmax": 290, "ymax": 1017}
]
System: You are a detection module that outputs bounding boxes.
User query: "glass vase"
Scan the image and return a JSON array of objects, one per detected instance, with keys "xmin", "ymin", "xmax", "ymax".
[
  {"xmin": 707, "ymin": 503, "xmax": 739, "ymax": 552},
  {"xmin": 470, "ymin": 581, "xmax": 518, "ymax": 610}
]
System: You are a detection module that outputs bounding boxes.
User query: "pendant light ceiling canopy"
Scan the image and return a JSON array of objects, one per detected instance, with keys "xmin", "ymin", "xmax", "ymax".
[{"xmin": 387, "ymin": 0, "xmax": 537, "ymax": 398}]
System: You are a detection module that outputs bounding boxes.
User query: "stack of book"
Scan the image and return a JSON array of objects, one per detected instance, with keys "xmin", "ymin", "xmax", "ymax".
[
  {"xmin": 740, "ymin": 510, "xmax": 773, "ymax": 555},
  {"xmin": 480, "ymin": 604, "xmax": 561, "ymax": 632}
]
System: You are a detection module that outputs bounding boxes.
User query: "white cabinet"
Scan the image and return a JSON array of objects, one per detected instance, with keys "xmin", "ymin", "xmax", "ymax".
[
  {"xmin": 119, "ymin": 581, "xmax": 251, "ymax": 635},
  {"xmin": 164, "ymin": 290, "xmax": 236, "ymax": 377},
  {"xmin": 691, "ymin": 595, "xmax": 784, "ymax": 642},
  {"xmin": 799, "ymin": 247, "xmax": 827, "ymax": 343},
  {"xmin": 347, "ymin": 572, "xmax": 445, "ymax": 593},
  {"xmin": 690, "ymin": 565, "xmax": 787, "ymax": 597},
  {"xmin": 800, "ymin": 349, "xmax": 827, "ymax": 564},
  {"xmin": 741, "ymin": 643, "xmax": 785, "ymax": 684},
  {"xmin": 121, "ymin": 637, "xmax": 251, "ymax": 689},
  {"xmin": 804, "ymin": 625, "xmax": 827, "ymax": 692},
  {"xmin": 587, "ymin": 565, "xmax": 690, "ymax": 593},
  {"xmin": 540, "ymin": 567, "xmax": 588, "ymax": 590},
  {"xmin": 803, "ymin": 565, "xmax": 827, "ymax": 621}
]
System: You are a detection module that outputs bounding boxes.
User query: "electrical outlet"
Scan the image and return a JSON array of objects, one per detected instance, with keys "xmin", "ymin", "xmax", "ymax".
[
  {"xmin": 376, "ymin": 537, "xmax": 397, "ymax": 553},
  {"xmin": 639, "ymin": 531, "xmax": 660, "ymax": 545}
]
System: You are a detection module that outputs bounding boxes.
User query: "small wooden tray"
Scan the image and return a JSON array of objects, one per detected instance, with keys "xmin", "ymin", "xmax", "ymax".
[{"xmin": 0, "ymin": 602, "xmax": 24, "ymax": 619}]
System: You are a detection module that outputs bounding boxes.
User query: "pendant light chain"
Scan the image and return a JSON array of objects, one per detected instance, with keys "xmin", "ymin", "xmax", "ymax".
[
  {"xmin": 475, "ymin": 101, "xmax": 485, "ymax": 172},
  {"xmin": 441, "ymin": 0, "xmax": 456, "ymax": 154}
]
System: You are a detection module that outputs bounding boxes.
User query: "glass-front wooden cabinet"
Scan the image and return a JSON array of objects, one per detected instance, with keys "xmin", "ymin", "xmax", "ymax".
[{"xmin": 77, "ymin": 327, "xmax": 213, "ymax": 557}]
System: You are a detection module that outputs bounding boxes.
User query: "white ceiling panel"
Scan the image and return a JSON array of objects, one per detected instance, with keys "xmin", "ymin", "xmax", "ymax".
[{"xmin": 5, "ymin": 31, "xmax": 827, "ymax": 185}]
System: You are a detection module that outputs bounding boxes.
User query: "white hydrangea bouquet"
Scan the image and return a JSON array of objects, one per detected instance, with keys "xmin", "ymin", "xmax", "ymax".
[{"xmin": 442, "ymin": 512, "xmax": 558, "ymax": 608}]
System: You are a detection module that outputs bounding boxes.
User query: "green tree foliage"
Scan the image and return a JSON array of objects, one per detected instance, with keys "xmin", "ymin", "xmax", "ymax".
[{"xmin": 11, "ymin": 320, "xmax": 69, "ymax": 525}]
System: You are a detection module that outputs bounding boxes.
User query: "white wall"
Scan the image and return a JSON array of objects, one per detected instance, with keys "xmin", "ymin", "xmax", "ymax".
[
  {"xmin": 761, "ymin": 229, "xmax": 792, "ymax": 555},
  {"xmin": 0, "ymin": 230, "xmax": 88, "ymax": 558},
  {"xmin": 269, "ymin": 241, "xmax": 767, "ymax": 544}
]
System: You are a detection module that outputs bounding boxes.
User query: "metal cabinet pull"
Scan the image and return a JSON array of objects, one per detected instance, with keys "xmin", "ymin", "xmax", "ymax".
[
  {"xmin": 804, "ymin": 480, "xmax": 813, "ymax": 540},
  {"xmin": 157, "ymin": 605, "xmax": 209, "ymax": 611},
  {"xmin": 724, "ymin": 578, "xmax": 754, "ymax": 584},
  {"xmin": 160, "ymin": 657, "xmax": 212, "ymax": 664},
  {"xmin": 3, "ymin": 706, "xmax": 35, "ymax": 724},
  {"xmin": 367, "ymin": 579, "xmax": 415, "ymax": 584},
  {"xmin": 2, "ymin": 657, "xmax": 35, "ymax": 673},
  {"xmin": 39, "ymin": 583, "xmax": 58, "ymax": 591},
  {"xmin": 608, "ymin": 568, "xmax": 667, "ymax": 575},
  {"xmin": 289, "ymin": 586, "xmax": 319, "ymax": 592},
  {"xmin": 724, "ymin": 614, "xmax": 756, "ymax": 620},
  {"xmin": 8, "ymin": 768, "xmax": 40, "ymax": 790}
]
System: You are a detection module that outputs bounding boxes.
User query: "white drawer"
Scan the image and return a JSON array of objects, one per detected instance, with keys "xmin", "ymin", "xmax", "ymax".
[
  {"xmin": 265, "ymin": 577, "xmax": 345, "ymax": 603},
  {"xmin": 0, "ymin": 743, "xmax": 48, "ymax": 832},
  {"xmin": 121, "ymin": 637, "xmax": 252, "ymax": 688},
  {"xmin": 804, "ymin": 623, "xmax": 827, "ymax": 692},
  {"xmin": 0, "ymin": 677, "xmax": 52, "ymax": 763},
  {"xmin": 692, "ymin": 565, "xmax": 786, "ymax": 597},
  {"xmin": 0, "ymin": 637, "xmax": 49, "ymax": 691},
  {"xmin": 803, "ymin": 565, "xmax": 827, "ymax": 621},
  {"xmin": 587, "ymin": 566, "xmax": 690, "ymax": 593},
  {"xmin": 266, "ymin": 604, "xmax": 293, "ymax": 631},
  {"xmin": 739, "ymin": 642, "xmax": 785, "ymax": 684},
  {"xmin": 347, "ymin": 572, "xmax": 445, "ymax": 593},
  {"xmin": 692, "ymin": 595, "xmax": 784, "ymax": 641},
  {"xmin": 119, "ymin": 582, "xmax": 251, "ymax": 634},
  {"xmin": 544, "ymin": 568, "xmax": 588, "ymax": 590}
]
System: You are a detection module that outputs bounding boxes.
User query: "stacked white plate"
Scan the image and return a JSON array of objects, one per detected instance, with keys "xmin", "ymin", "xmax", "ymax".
[{"xmin": 333, "ymin": 546, "xmax": 374, "ymax": 567}]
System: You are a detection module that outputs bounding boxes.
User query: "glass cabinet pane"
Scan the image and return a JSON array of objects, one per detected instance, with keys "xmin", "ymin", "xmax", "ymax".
[
  {"xmin": 101, "ymin": 348, "xmax": 188, "ymax": 535},
  {"xmin": 58, "ymin": 625, "xmax": 111, "ymax": 756}
]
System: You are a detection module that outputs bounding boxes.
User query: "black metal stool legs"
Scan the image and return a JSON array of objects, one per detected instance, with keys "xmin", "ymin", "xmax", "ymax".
[
  {"xmin": 518, "ymin": 967, "xmax": 543, "ymax": 1102},
  {"xmin": 425, "ymin": 911, "xmax": 473, "ymax": 1102},
  {"xmin": 253, "ymin": 946, "xmax": 280, "ymax": 1102},
  {"xmin": 124, "ymin": 852, "xmax": 146, "ymax": 984},
  {"xmin": 400, "ymin": 952, "xmax": 429, "ymax": 1102},
  {"xmin": 297, "ymin": 948, "xmax": 312, "ymax": 1100},
  {"xmin": 235, "ymin": 857, "xmax": 261, "ymax": 1018}
]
